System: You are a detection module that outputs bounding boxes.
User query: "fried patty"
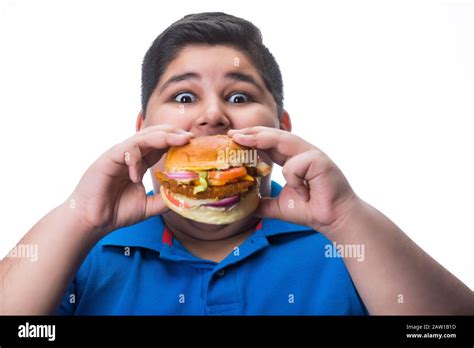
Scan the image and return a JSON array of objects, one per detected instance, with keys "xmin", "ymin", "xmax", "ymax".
[{"xmin": 162, "ymin": 179, "xmax": 255, "ymax": 199}]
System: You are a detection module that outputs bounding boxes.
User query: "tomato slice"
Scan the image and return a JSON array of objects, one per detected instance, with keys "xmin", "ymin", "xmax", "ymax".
[
  {"xmin": 164, "ymin": 189, "xmax": 191, "ymax": 209},
  {"xmin": 208, "ymin": 166, "xmax": 247, "ymax": 181}
]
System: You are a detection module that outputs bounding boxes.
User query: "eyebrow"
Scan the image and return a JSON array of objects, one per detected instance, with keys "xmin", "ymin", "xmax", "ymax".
[
  {"xmin": 225, "ymin": 72, "xmax": 264, "ymax": 92},
  {"xmin": 158, "ymin": 71, "xmax": 264, "ymax": 94},
  {"xmin": 159, "ymin": 72, "xmax": 200, "ymax": 94}
]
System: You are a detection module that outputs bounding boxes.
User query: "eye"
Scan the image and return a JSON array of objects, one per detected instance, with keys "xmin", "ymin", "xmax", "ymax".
[
  {"xmin": 173, "ymin": 92, "xmax": 197, "ymax": 103},
  {"xmin": 227, "ymin": 92, "xmax": 251, "ymax": 104}
]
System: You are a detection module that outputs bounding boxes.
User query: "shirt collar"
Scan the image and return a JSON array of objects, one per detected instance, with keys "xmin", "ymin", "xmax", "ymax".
[{"xmin": 100, "ymin": 181, "xmax": 314, "ymax": 252}]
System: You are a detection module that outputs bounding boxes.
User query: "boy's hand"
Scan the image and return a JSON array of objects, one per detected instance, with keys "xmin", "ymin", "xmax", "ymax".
[
  {"xmin": 70, "ymin": 125, "xmax": 194, "ymax": 235},
  {"xmin": 228, "ymin": 127, "xmax": 359, "ymax": 234}
]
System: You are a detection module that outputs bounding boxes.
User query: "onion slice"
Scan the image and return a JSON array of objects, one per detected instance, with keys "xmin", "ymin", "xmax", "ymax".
[
  {"xmin": 204, "ymin": 195, "xmax": 240, "ymax": 207},
  {"xmin": 165, "ymin": 171, "xmax": 199, "ymax": 180}
]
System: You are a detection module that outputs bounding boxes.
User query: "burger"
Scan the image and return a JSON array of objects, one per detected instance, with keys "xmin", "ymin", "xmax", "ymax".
[{"xmin": 155, "ymin": 135, "xmax": 271, "ymax": 224}]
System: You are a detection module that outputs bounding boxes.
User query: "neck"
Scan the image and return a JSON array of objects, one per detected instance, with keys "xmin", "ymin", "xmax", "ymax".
[{"xmin": 163, "ymin": 213, "xmax": 260, "ymax": 262}]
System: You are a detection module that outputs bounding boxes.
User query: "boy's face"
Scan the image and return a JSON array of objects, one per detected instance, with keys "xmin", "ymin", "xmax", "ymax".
[{"xmin": 142, "ymin": 44, "xmax": 280, "ymax": 133}]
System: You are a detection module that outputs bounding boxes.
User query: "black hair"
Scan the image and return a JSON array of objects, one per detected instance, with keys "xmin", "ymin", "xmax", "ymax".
[{"xmin": 141, "ymin": 12, "xmax": 284, "ymax": 117}]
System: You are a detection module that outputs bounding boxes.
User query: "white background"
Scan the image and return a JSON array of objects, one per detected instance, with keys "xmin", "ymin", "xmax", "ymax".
[{"xmin": 1, "ymin": 0, "xmax": 473, "ymax": 289}]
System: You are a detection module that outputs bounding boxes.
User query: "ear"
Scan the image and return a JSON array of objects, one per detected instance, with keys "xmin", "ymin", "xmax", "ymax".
[
  {"xmin": 136, "ymin": 111, "xmax": 144, "ymax": 132},
  {"xmin": 279, "ymin": 110, "xmax": 292, "ymax": 132}
]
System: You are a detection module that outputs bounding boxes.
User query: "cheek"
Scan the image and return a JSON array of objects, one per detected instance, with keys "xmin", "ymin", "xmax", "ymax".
[
  {"xmin": 229, "ymin": 105, "xmax": 279, "ymax": 129},
  {"xmin": 144, "ymin": 104, "xmax": 193, "ymax": 130}
]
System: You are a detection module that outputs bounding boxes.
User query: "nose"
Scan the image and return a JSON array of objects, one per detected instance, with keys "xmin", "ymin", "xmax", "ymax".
[{"xmin": 192, "ymin": 98, "xmax": 231, "ymax": 136}]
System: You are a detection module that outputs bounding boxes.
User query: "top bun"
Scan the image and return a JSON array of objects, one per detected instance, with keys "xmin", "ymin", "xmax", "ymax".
[{"xmin": 165, "ymin": 135, "xmax": 250, "ymax": 171}]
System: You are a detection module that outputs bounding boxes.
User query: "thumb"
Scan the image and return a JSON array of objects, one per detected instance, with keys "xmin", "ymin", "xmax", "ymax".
[
  {"xmin": 255, "ymin": 196, "xmax": 283, "ymax": 220},
  {"xmin": 144, "ymin": 191, "xmax": 169, "ymax": 219}
]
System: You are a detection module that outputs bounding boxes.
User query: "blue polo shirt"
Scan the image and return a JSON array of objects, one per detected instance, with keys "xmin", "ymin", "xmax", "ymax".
[{"xmin": 56, "ymin": 182, "xmax": 368, "ymax": 315}]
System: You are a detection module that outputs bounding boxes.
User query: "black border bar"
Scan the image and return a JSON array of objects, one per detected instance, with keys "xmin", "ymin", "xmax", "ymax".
[{"xmin": 0, "ymin": 315, "xmax": 472, "ymax": 345}]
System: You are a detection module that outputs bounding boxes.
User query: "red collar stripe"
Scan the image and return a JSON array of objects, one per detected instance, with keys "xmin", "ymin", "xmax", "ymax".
[{"xmin": 162, "ymin": 227, "xmax": 173, "ymax": 246}]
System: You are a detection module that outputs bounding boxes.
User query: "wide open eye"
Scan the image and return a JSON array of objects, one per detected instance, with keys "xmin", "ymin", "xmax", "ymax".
[
  {"xmin": 227, "ymin": 92, "xmax": 251, "ymax": 104},
  {"xmin": 174, "ymin": 92, "xmax": 197, "ymax": 103}
]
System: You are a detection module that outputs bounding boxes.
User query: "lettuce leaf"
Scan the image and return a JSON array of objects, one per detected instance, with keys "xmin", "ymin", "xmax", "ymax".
[{"xmin": 193, "ymin": 171, "xmax": 208, "ymax": 194}]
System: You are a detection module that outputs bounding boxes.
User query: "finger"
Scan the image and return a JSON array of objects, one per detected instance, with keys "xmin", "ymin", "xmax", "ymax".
[
  {"xmin": 137, "ymin": 131, "xmax": 194, "ymax": 151},
  {"xmin": 112, "ymin": 131, "xmax": 193, "ymax": 169},
  {"xmin": 133, "ymin": 125, "xmax": 193, "ymax": 157},
  {"xmin": 229, "ymin": 132, "xmax": 301, "ymax": 166},
  {"xmin": 282, "ymin": 154, "xmax": 311, "ymax": 202},
  {"xmin": 136, "ymin": 124, "xmax": 193, "ymax": 137},
  {"xmin": 228, "ymin": 126, "xmax": 272, "ymax": 136},
  {"xmin": 123, "ymin": 143, "xmax": 143, "ymax": 184}
]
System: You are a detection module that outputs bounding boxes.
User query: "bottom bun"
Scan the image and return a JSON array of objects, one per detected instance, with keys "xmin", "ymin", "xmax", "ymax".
[{"xmin": 160, "ymin": 184, "xmax": 260, "ymax": 225}]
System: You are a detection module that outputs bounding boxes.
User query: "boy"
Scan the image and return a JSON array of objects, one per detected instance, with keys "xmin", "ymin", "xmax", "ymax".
[{"xmin": 0, "ymin": 12, "xmax": 472, "ymax": 315}]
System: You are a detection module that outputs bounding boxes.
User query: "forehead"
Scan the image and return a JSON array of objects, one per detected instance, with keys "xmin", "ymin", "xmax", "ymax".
[{"xmin": 160, "ymin": 44, "xmax": 261, "ymax": 82}]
